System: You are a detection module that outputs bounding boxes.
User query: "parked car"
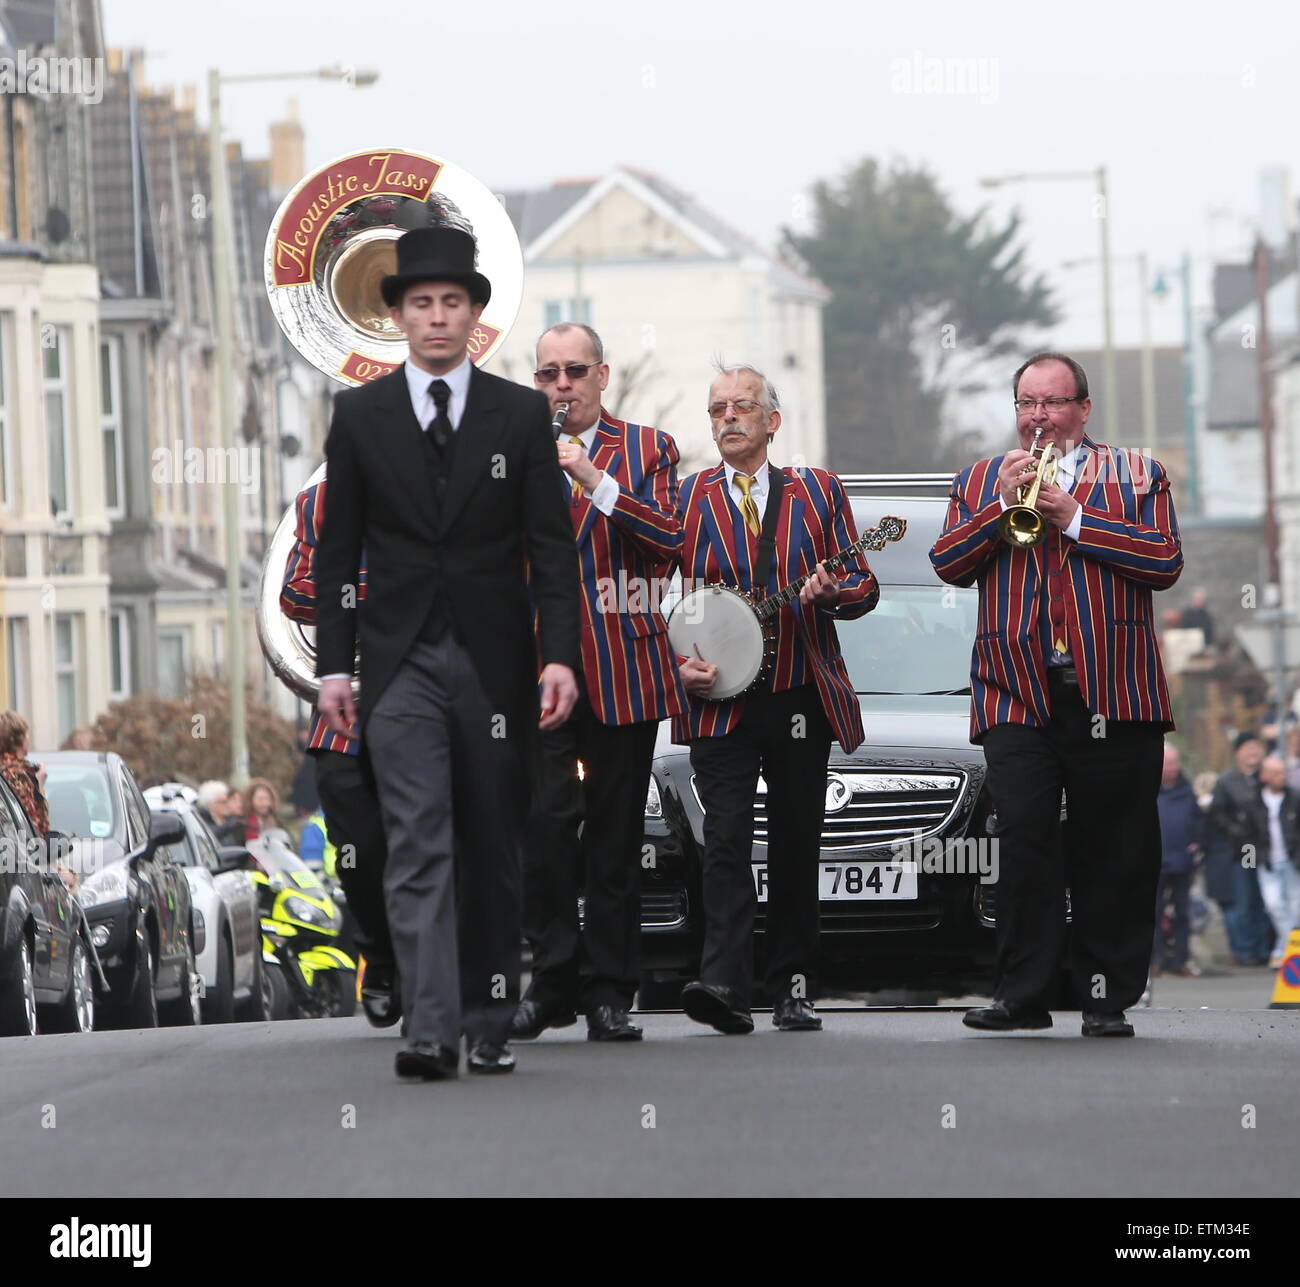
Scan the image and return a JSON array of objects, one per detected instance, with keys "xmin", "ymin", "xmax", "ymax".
[
  {"xmin": 637, "ymin": 475, "xmax": 1000, "ymax": 1006},
  {"xmin": 0, "ymin": 775, "xmax": 100, "ymax": 1036},
  {"xmin": 40, "ymin": 752, "xmax": 199, "ymax": 1029},
  {"xmin": 144, "ymin": 784, "xmax": 267, "ymax": 1023}
]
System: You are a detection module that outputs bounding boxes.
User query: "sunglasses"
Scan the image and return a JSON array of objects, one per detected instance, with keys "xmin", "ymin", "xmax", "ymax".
[{"xmin": 534, "ymin": 363, "xmax": 601, "ymax": 383}]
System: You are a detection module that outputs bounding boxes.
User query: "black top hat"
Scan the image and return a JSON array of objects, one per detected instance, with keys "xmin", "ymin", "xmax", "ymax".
[{"xmin": 381, "ymin": 225, "xmax": 491, "ymax": 308}]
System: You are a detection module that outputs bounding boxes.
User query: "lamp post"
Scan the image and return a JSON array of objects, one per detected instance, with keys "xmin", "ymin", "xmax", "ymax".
[
  {"xmin": 980, "ymin": 167, "xmax": 1117, "ymax": 429},
  {"xmin": 1153, "ymin": 254, "xmax": 1200, "ymax": 517},
  {"xmin": 208, "ymin": 64, "xmax": 378, "ymax": 786}
]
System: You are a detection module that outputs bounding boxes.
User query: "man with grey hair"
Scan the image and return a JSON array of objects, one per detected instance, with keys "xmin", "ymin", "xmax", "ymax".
[
  {"xmin": 672, "ymin": 362, "xmax": 880, "ymax": 1034},
  {"xmin": 197, "ymin": 781, "xmax": 245, "ymax": 847},
  {"xmin": 513, "ymin": 322, "xmax": 688, "ymax": 1043}
]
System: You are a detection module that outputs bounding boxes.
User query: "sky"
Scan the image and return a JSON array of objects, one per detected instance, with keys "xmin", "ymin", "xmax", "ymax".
[{"xmin": 105, "ymin": 0, "xmax": 1300, "ymax": 357}]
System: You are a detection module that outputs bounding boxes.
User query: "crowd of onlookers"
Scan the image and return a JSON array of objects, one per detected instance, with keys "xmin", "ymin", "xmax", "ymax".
[{"xmin": 1157, "ymin": 729, "xmax": 1300, "ymax": 975}]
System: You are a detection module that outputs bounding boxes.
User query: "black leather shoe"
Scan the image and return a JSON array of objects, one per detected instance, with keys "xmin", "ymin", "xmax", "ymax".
[
  {"xmin": 361, "ymin": 961, "xmax": 402, "ymax": 1029},
  {"xmin": 467, "ymin": 1040, "xmax": 516, "ymax": 1074},
  {"xmin": 1081, "ymin": 1010, "xmax": 1134, "ymax": 1037},
  {"xmin": 681, "ymin": 981, "xmax": 754, "ymax": 1035},
  {"xmin": 394, "ymin": 1042, "xmax": 459, "ymax": 1081},
  {"xmin": 510, "ymin": 998, "xmax": 578, "ymax": 1040},
  {"xmin": 586, "ymin": 1005, "xmax": 643, "ymax": 1042},
  {"xmin": 772, "ymin": 997, "xmax": 822, "ymax": 1031},
  {"xmin": 962, "ymin": 1000, "xmax": 1053, "ymax": 1031}
]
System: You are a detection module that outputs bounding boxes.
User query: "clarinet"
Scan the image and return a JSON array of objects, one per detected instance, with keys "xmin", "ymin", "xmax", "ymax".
[{"xmin": 550, "ymin": 401, "xmax": 571, "ymax": 440}]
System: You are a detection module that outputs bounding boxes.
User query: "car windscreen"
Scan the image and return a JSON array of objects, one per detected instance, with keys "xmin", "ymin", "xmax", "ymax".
[
  {"xmin": 44, "ymin": 764, "xmax": 118, "ymax": 839},
  {"xmin": 839, "ymin": 583, "xmax": 978, "ymax": 695}
]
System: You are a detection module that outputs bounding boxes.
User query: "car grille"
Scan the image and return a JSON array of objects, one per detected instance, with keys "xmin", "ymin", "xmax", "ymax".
[
  {"xmin": 640, "ymin": 889, "xmax": 687, "ymax": 929},
  {"xmin": 692, "ymin": 770, "xmax": 966, "ymax": 852}
]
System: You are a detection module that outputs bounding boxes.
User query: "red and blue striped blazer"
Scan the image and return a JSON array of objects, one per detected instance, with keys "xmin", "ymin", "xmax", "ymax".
[
  {"xmin": 670, "ymin": 464, "xmax": 879, "ymax": 754},
  {"xmin": 568, "ymin": 410, "xmax": 688, "ymax": 726},
  {"xmin": 929, "ymin": 437, "xmax": 1183, "ymax": 742},
  {"xmin": 281, "ymin": 479, "xmax": 363, "ymax": 756}
]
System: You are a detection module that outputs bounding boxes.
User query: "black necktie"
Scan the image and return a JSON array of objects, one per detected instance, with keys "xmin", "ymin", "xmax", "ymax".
[{"xmin": 428, "ymin": 379, "xmax": 452, "ymax": 453}]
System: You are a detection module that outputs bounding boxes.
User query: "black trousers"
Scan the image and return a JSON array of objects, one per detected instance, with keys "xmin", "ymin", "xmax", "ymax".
[
  {"xmin": 980, "ymin": 670, "xmax": 1164, "ymax": 1013},
  {"xmin": 314, "ymin": 748, "xmax": 392, "ymax": 968},
  {"xmin": 523, "ymin": 681, "xmax": 659, "ymax": 1011},
  {"xmin": 688, "ymin": 684, "xmax": 832, "ymax": 1009}
]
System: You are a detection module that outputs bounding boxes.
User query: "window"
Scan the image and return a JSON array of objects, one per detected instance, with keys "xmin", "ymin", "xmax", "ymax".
[
  {"xmin": 0, "ymin": 313, "xmax": 13, "ymax": 511},
  {"xmin": 158, "ymin": 627, "xmax": 190, "ymax": 698},
  {"xmin": 43, "ymin": 326, "xmax": 71, "ymax": 518},
  {"xmin": 121, "ymin": 771, "xmax": 150, "ymax": 849},
  {"xmin": 54, "ymin": 613, "xmax": 82, "ymax": 742},
  {"xmin": 543, "ymin": 298, "xmax": 593, "ymax": 328},
  {"xmin": 101, "ymin": 337, "xmax": 125, "ymax": 518},
  {"xmin": 211, "ymin": 620, "xmax": 225, "ymax": 673},
  {"xmin": 4, "ymin": 617, "xmax": 29, "ymax": 713},
  {"xmin": 109, "ymin": 608, "xmax": 132, "ymax": 700}
]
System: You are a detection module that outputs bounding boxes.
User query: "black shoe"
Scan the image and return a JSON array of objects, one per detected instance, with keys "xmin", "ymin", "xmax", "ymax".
[
  {"xmin": 467, "ymin": 1040, "xmax": 516, "ymax": 1074},
  {"xmin": 1081, "ymin": 1010, "xmax": 1134, "ymax": 1038},
  {"xmin": 962, "ymin": 1000, "xmax": 1053, "ymax": 1031},
  {"xmin": 586, "ymin": 1005, "xmax": 643, "ymax": 1042},
  {"xmin": 394, "ymin": 1042, "xmax": 459, "ymax": 1081},
  {"xmin": 361, "ymin": 960, "xmax": 402, "ymax": 1029},
  {"xmin": 510, "ymin": 998, "xmax": 578, "ymax": 1040},
  {"xmin": 772, "ymin": 997, "xmax": 822, "ymax": 1031},
  {"xmin": 681, "ymin": 981, "xmax": 754, "ymax": 1035}
]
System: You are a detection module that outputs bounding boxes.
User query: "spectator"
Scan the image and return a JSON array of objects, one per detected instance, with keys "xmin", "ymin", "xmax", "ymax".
[
  {"xmin": 196, "ymin": 779, "xmax": 249, "ymax": 848},
  {"xmin": 61, "ymin": 725, "xmax": 96, "ymax": 751},
  {"xmin": 1180, "ymin": 587, "xmax": 1215, "ymax": 647},
  {"xmin": 245, "ymin": 779, "xmax": 281, "ymax": 840},
  {"xmin": 0, "ymin": 709, "xmax": 50, "ymax": 835},
  {"xmin": 1286, "ymin": 726, "xmax": 1300, "ymax": 794},
  {"xmin": 1251, "ymin": 756, "xmax": 1300, "ymax": 969},
  {"xmin": 1209, "ymin": 732, "xmax": 1275, "ymax": 966},
  {"xmin": 1153, "ymin": 744, "xmax": 1206, "ymax": 977}
]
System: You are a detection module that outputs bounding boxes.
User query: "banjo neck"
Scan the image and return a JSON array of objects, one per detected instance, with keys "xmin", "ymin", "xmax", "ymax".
[{"xmin": 751, "ymin": 518, "xmax": 906, "ymax": 622}]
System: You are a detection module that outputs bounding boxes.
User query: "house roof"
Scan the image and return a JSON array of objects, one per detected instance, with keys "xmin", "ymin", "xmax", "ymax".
[{"xmin": 498, "ymin": 165, "xmax": 829, "ymax": 301}]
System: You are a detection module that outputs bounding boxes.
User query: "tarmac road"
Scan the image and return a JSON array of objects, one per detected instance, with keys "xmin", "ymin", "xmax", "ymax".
[{"xmin": 2, "ymin": 996, "xmax": 1294, "ymax": 1198}]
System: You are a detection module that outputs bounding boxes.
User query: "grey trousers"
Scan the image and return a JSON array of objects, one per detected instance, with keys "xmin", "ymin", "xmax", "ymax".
[{"xmin": 365, "ymin": 634, "xmax": 526, "ymax": 1049}]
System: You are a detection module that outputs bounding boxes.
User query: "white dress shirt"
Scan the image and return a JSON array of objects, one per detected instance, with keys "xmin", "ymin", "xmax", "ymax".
[
  {"xmin": 405, "ymin": 356, "xmax": 471, "ymax": 431},
  {"xmin": 723, "ymin": 459, "xmax": 771, "ymax": 521}
]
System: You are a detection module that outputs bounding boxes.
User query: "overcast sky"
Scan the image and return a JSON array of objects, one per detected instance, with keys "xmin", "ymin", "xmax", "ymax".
[{"xmin": 106, "ymin": 0, "xmax": 1299, "ymax": 355}]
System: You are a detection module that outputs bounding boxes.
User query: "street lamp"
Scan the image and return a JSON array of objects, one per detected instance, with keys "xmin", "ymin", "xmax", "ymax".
[
  {"xmin": 980, "ymin": 167, "xmax": 1116, "ymax": 431},
  {"xmin": 208, "ymin": 63, "xmax": 379, "ymax": 787},
  {"xmin": 1152, "ymin": 255, "xmax": 1200, "ymax": 517}
]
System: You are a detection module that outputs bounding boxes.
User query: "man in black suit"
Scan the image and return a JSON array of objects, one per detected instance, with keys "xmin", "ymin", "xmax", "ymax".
[{"xmin": 316, "ymin": 224, "xmax": 580, "ymax": 1081}]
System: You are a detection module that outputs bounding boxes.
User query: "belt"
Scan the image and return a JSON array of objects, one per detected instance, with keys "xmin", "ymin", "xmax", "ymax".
[{"xmin": 1047, "ymin": 666, "xmax": 1079, "ymax": 687}]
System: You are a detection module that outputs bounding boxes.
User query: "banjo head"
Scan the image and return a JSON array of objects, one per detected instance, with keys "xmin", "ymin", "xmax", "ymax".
[{"xmin": 668, "ymin": 584, "xmax": 772, "ymax": 701}]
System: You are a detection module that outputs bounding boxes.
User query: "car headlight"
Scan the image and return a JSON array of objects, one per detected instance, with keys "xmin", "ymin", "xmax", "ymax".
[
  {"xmin": 90, "ymin": 923, "xmax": 112, "ymax": 949},
  {"xmin": 80, "ymin": 867, "xmax": 129, "ymax": 907},
  {"xmin": 285, "ymin": 895, "xmax": 333, "ymax": 928},
  {"xmin": 645, "ymin": 776, "xmax": 663, "ymax": 819}
]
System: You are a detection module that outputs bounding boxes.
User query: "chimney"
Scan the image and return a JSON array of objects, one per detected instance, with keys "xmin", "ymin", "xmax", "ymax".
[{"xmin": 269, "ymin": 98, "xmax": 305, "ymax": 194}]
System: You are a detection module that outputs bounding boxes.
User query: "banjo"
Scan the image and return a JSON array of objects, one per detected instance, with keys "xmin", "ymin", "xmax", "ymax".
[{"xmin": 667, "ymin": 516, "xmax": 907, "ymax": 700}]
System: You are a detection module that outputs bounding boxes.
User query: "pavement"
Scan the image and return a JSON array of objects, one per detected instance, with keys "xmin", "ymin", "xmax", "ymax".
[{"xmin": 3, "ymin": 982, "xmax": 1295, "ymax": 1198}]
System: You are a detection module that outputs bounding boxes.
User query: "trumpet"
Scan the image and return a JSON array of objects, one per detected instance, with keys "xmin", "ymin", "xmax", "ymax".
[{"xmin": 999, "ymin": 426, "xmax": 1060, "ymax": 548}]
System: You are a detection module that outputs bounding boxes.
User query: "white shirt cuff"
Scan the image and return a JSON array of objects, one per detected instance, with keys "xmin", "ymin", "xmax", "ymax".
[
  {"xmin": 319, "ymin": 673, "xmax": 352, "ymax": 681},
  {"xmin": 1063, "ymin": 505, "xmax": 1082, "ymax": 541},
  {"xmin": 588, "ymin": 472, "xmax": 618, "ymax": 515}
]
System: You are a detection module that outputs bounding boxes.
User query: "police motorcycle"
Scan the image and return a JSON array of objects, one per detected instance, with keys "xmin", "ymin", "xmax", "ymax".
[{"xmin": 243, "ymin": 829, "xmax": 356, "ymax": 1020}]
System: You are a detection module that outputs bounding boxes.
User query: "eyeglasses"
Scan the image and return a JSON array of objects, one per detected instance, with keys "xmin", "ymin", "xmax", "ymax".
[
  {"xmin": 1014, "ymin": 396, "xmax": 1082, "ymax": 412},
  {"xmin": 535, "ymin": 363, "xmax": 601, "ymax": 383},
  {"xmin": 708, "ymin": 399, "xmax": 764, "ymax": 417}
]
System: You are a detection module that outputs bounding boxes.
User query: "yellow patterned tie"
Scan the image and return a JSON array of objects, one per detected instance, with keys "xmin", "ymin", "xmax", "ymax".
[
  {"xmin": 568, "ymin": 436, "xmax": 585, "ymax": 499},
  {"xmin": 735, "ymin": 473, "xmax": 761, "ymax": 537}
]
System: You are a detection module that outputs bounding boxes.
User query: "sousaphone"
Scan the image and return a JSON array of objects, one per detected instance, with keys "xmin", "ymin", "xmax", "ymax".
[{"xmin": 256, "ymin": 148, "xmax": 524, "ymax": 700}]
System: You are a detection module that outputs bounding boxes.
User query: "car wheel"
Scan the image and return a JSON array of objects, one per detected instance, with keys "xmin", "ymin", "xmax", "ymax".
[
  {"xmin": 264, "ymin": 961, "xmax": 292, "ymax": 1021},
  {"xmin": 40, "ymin": 938, "xmax": 95, "ymax": 1034},
  {"xmin": 160, "ymin": 935, "xmax": 202, "ymax": 1026},
  {"xmin": 0, "ymin": 935, "xmax": 39, "ymax": 1037},
  {"xmin": 237, "ymin": 950, "xmax": 270, "ymax": 1022},
  {"xmin": 114, "ymin": 934, "xmax": 159, "ymax": 1030},
  {"xmin": 202, "ymin": 935, "xmax": 235, "ymax": 1024}
]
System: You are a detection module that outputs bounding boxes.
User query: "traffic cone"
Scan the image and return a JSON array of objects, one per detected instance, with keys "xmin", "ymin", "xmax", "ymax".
[{"xmin": 1267, "ymin": 930, "xmax": 1300, "ymax": 1009}]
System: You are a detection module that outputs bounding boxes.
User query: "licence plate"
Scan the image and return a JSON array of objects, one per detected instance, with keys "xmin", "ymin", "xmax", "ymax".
[{"xmin": 753, "ymin": 862, "xmax": 918, "ymax": 903}]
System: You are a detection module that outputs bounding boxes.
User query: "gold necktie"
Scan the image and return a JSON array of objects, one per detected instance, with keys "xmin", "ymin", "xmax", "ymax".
[
  {"xmin": 568, "ymin": 436, "xmax": 585, "ymax": 499},
  {"xmin": 735, "ymin": 473, "xmax": 761, "ymax": 537}
]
